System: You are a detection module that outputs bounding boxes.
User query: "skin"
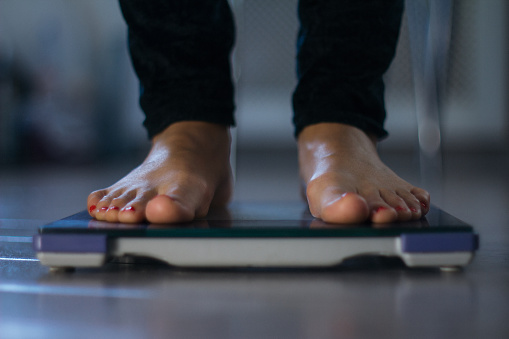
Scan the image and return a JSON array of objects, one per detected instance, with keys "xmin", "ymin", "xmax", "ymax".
[
  {"xmin": 298, "ymin": 123, "xmax": 429, "ymax": 224},
  {"xmin": 88, "ymin": 121, "xmax": 430, "ymax": 224},
  {"xmin": 88, "ymin": 121, "xmax": 233, "ymax": 224}
]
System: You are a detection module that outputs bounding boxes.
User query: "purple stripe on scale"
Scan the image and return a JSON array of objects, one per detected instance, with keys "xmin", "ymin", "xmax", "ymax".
[
  {"xmin": 33, "ymin": 234, "xmax": 108, "ymax": 253},
  {"xmin": 401, "ymin": 233, "xmax": 478, "ymax": 253}
]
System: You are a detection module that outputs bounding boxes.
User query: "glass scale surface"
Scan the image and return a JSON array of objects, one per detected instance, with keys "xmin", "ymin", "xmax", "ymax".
[{"xmin": 33, "ymin": 202, "xmax": 479, "ymax": 269}]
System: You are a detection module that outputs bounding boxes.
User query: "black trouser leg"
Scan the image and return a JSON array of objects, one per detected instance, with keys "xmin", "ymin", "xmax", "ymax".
[
  {"xmin": 293, "ymin": 0, "xmax": 404, "ymax": 139},
  {"xmin": 119, "ymin": 0, "xmax": 236, "ymax": 139}
]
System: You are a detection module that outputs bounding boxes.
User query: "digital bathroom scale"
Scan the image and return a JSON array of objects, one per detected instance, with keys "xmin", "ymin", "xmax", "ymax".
[{"xmin": 33, "ymin": 203, "xmax": 479, "ymax": 269}]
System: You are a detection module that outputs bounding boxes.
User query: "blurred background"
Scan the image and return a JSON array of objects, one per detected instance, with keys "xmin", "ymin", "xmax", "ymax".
[{"xmin": 0, "ymin": 0, "xmax": 508, "ymax": 222}]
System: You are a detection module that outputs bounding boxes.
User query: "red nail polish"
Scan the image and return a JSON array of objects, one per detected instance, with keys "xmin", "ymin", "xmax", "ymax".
[
  {"xmin": 89, "ymin": 205, "xmax": 96, "ymax": 213},
  {"xmin": 410, "ymin": 207, "xmax": 418, "ymax": 213},
  {"xmin": 100, "ymin": 207, "xmax": 108, "ymax": 212},
  {"xmin": 395, "ymin": 206, "xmax": 405, "ymax": 212},
  {"xmin": 375, "ymin": 206, "xmax": 387, "ymax": 213},
  {"xmin": 420, "ymin": 201, "xmax": 427, "ymax": 209},
  {"xmin": 123, "ymin": 206, "xmax": 135, "ymax": 212},
  {"xmin": 108, "ymin": 206, "xmax": 119, "ymax": 211}
]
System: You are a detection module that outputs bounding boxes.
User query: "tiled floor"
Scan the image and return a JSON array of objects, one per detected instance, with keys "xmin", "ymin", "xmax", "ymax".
[{"xmin": 1, "ymin": 148, "xmax": 508, "ymax": 338}]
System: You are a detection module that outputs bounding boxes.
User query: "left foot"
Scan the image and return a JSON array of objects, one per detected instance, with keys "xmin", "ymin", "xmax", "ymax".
[{"xmin": 298, "ymin": 123, "xmax": 430, "ymax": 224}]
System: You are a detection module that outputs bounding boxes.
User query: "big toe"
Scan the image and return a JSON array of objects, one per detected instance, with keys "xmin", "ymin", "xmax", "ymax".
[
  {"xmin": 146, "ymin": 195, "xmax": 195, "ymax": 224},
  {"xmin": 319, "ymin": 192, "xmax": 370, "ymax": 224}
]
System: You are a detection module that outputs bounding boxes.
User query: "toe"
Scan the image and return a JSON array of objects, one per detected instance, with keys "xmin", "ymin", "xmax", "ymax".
[
  {"xmin": 397, "ymin": 189, "xmax": 423, "ymax": 219},
  {"xmin": 105, "ymin": 205, "xmax": 121, "ymax": 222},
  {"xmin": 411, "ymin": 187, "xmax": 430, "ymax": 215},
  {"xmin": 145, "ymin": 174, "xmax": 215, "ymax": 224},
  {"xmin": 379, "ymin": 189, "xmax": 412, "ymax": 221},
  {"xmin": 118, "ymin": 202, "xmax": 146, "ymax": 223},
  {"xmin": 370, "ymin": 205, "xmax": 399, "ymax": 223},
  {"xmin": 105, "ymin": 193, "xmax": 136, "ymax": 222},
  {"xmin": 146, "ymin": 195, "xmax": 195, "ymax": 224},
  {"xmin": 306, "ymin": 173, "xmax": 371, "ymax": 224},
  {"xmin": 318, "ymin": 192, "xmax": 370, "ymax": 224},
  {"xmin": 87, "ymin": 189, "xmax": 107, "ymax": 217},
  {"xmin": 361, "ymin": 189, "xmax": 399, "ymax": 223},
  {"xmin": 94, "ymin": 204, "xmax": 111, "ymax": 221},
  {"xmin": 94, "ymin": 190, "xmax": 124, "ymax": 221}
]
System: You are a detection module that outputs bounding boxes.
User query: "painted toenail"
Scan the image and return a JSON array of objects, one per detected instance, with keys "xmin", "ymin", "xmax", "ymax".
[
  {"xmin": 395, "ymin": 206, "xmax": 406, "ymax": 212},
  {"xmin": 410, "ymin": 207, "xmax": 418, "ymax": 213},
  {"xmin": 108, "ymin": 206, "xmax": 119, "ymax": 211},
  {"xmin": 375, "ymin": 206, "xmax": 387, "ymax": 213},
  {"xmin": 420, "ymin": 201, "xmax": 427, "ymax": 209},
  {"xmin": 100, "ymin": 207, "xmax": 108, "ymax": 212},
  {"xmin": 89, "ymin": 205, "xmax": 96, "ymax": 213},
  {"xmin": 123, "ymin": 206, "xmax": 135, "ymax": 212}
]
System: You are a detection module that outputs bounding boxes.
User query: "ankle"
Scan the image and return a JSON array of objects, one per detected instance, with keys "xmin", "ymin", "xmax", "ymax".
[{"xmin": 152, "ymin": 121, "xmax": 231, "ymax": 152}]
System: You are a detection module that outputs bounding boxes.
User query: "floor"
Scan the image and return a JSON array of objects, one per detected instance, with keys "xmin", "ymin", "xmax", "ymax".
[{"xmin": 1, "ymin": 148, "xmax": 508, "ymax": 339}]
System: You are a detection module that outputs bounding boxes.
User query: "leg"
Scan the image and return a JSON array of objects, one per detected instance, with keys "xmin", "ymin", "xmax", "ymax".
[
  {"xmin": 294, "ymin": 0, "xmax": 430, "ymax": 223},
  {"xmin": 88, "ymin": 0, "xmax": 236, "ymax": 223}
]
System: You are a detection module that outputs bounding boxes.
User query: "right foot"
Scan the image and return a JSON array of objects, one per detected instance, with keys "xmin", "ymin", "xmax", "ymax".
[{"xmin": 87, "ymin": 121, "xmax": 233, "ymax": 223}]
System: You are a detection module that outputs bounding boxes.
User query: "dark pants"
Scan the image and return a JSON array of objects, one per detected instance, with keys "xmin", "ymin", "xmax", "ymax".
[{"xmin": 119, "ymin": 0, "xmax": 404, "ymax": 140}]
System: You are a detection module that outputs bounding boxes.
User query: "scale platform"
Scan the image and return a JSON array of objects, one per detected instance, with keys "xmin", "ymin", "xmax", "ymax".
[{"xmin": 33, "ymin": 202, "xmax": 479, "ymax": 270}]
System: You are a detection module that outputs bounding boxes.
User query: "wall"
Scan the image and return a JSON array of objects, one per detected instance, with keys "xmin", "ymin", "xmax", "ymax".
[{"xmin": 0, "ymin": 0, "xmax": 507, "ymax": 166}]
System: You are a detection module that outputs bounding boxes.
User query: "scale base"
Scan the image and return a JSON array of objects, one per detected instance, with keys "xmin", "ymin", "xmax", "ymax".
[{"xmin": 33, "ymin": 203, "xmax": 478, "ymax": 270}]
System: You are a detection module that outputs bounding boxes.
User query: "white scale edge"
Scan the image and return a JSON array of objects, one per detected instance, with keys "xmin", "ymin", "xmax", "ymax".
[{"xmin": 37, "ymin": 237, "xmax": 475, "ymax": 269}]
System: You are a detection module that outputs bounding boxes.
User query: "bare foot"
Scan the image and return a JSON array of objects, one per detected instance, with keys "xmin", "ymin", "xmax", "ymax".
[
  {"xmin": 298, "ymin": 123, "xmax": 430, "ymax": 224},
  {"xmin": 87, "ymin": 121, "xmax": 233, "ymax": 223}
]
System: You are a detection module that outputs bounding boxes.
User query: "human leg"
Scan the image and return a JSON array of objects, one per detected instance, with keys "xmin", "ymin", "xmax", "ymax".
[
  {"xmin": 294, "ymin": 0, "xmax": 430, "ymax": 223},
  {"xmin": 88, "ymin": 0, "xmax": 236, "ymax": 223}
]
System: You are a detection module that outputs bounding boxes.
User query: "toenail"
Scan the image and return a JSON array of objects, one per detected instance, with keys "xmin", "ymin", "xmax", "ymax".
[
  {"xmin": 123, "ymin": 206, "xmax": 135, "ymax": 212},
  {"xmin": 395, "ymin": 206, "xmax": 406, "ymax": 212},
  {"xmin": 100, "ymin": 207, "xmax": 108, "ymax": 212},
  {"xmin": 108, "ymin": 206, "xmax": 119, "ymax": 211},
  {"xmin": 410, "ymin": 207, "xmax": 418, "ymax": 213},
  {"xmin": 375, "ymin": 206, "xmax": 387, "ymax": 213},
  {"xmin": 89, "ymin": 205, "xmax": 96, "ymax": 213},
  {"xmin": 420, "ymin": 201, "xmax": 427, "ymax": 209}
]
